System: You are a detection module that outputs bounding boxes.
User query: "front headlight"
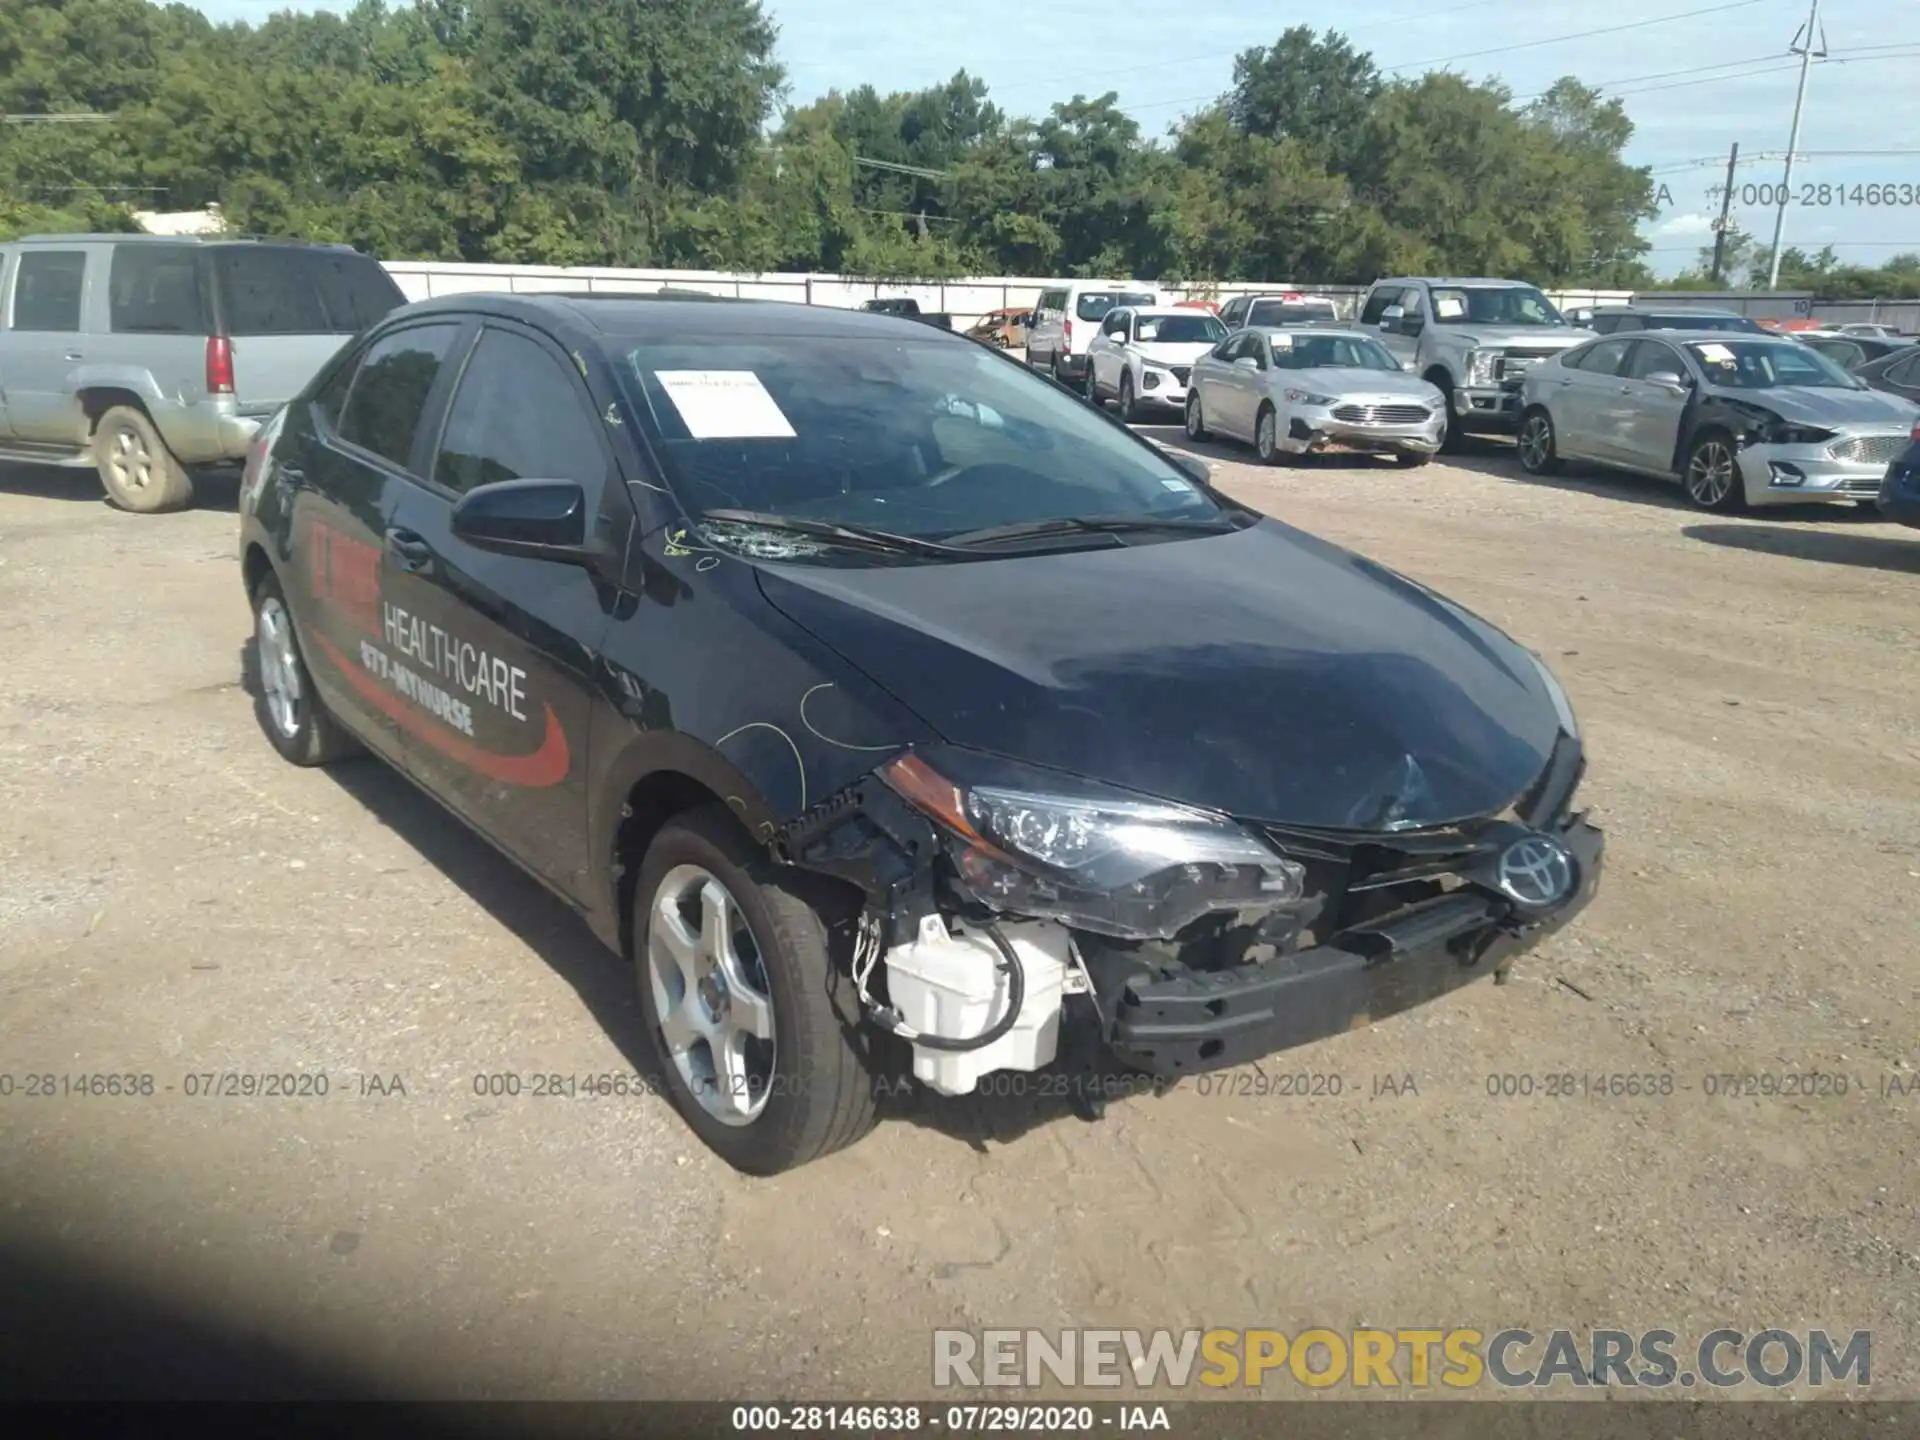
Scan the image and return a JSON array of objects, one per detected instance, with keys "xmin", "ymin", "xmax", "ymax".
[
  {"xmin": 1758, "ymin": 418, "xmax": 1836, "ymax": 446},
  {"xmin": 1525, "ymin": 649, "xmax": 1580, "ymax": 740},
  {"xmin": 1285, "ymin": 388, "xmax": 1338, "ymax": 406},
  {"xmin": 880, "ymin": 749, "xmax": 1306, "ymax": 940},
  {"xmin": 1465, "ymin": 349, "xmax": 1499, "ymax": 386}
]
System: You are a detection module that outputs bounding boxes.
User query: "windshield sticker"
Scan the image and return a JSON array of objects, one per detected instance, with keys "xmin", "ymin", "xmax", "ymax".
[
  {"xmin": 1161, "ymin": 478, "xmax": 1195, "ymax": 492},
  {"xmin": 1435, "ymin": 296, "xmax": 1465, "ymax": 319},
  {"xmin": 655, "ymin": 370, "xmax": 797, "ymax": 439},
  {"xmin": 1269, "ymin": 333, "xmax": 1293, "ymax": 348},
  {"xmin": 1696, "ymin": 343, "xmax": 1736, "ymax": 364}
]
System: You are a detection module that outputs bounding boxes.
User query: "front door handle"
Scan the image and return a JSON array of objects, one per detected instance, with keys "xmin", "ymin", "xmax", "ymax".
[
  {"xmin": 385, "ymin": 528, "xmax": 433, "ymax": 569},
  {"xmin": 64, "ymin": 352, "xmax": 83, "ymax": 362}
]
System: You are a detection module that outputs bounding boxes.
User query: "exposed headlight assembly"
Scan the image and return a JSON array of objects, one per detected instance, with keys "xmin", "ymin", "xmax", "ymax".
[
  {"xmin": 880, "ymin": 749, "xmax": 1305, "ymax": 940},
  {"xmin": 1758, "ymin": 419, "xmax": 1836, "ymax": 446},
  {"xmin": 1285, "ymin": 388, "xmax": 1338, "ymax": 406}
]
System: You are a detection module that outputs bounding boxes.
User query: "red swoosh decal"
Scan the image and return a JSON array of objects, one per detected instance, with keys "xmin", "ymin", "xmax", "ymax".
[{"xmin": 312, "ymin": 633, "xmax": 571, "ymax": 788}]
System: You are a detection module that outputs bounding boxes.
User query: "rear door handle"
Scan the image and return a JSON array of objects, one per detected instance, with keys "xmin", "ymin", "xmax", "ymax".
[{"xmin": 385, "ymin": 528, "xmax": 433, "ymax": 569}]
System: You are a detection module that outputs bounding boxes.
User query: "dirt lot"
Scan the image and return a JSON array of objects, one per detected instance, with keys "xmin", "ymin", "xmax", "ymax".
[{"xmin": 1, "ymin": 433, "xmax": 1916, "ymax": 1403}]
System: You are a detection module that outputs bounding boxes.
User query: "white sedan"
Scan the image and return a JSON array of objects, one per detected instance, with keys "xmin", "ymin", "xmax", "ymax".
[
  {"xmin": 1184, "ymin": 327, "xmax": 1448, "ymax": 467},
  {"xmin": 1086, "ymin": 306, "xmax": 1229, "ymax": 421}
]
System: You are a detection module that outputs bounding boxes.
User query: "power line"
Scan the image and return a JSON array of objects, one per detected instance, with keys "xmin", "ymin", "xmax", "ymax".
[
  {"xmin": 1645, "ymin": 241, "xmax": 1920, "ymax": 252},
  {"xmin": 989, "ymin": 0, "xmax": 1512, "ymax": 100},
  {"xmin": 1380, "ymin": 0, "xmax": 1771, "ymax": 74}
]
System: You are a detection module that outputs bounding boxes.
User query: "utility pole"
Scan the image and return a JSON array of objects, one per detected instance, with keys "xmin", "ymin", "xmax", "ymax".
[
  {"xmin": 1766, "ymin": 0, "xmax": 1825, "ymax": 290},
  {"xmin": 1710, "ymin": 142, "xmax": 1740, "ymax": 285}
]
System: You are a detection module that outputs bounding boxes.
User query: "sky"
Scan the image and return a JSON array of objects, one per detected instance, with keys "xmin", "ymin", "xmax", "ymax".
[{"xmin": 191, "ymin": 0, "xmax": 1920, "ymax": 280}]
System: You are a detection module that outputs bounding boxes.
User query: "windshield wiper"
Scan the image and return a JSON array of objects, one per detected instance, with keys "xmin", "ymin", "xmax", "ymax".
[
  {"xmin": 695, "ymin": 509, "xmax": 968, "ymax": 558},
  {"xmin": 942, "ymin": 513, "xmax": 1246, "ymax": 548}
]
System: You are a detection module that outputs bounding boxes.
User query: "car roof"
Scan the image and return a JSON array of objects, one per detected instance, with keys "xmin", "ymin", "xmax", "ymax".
[
  {"xmin": 11, "ymin": 232, "xmax": 361, "ymax": 251},
  {"xmin": 1383, "ymin": 277, "xmax": 1535, "ymax": 287},
  {"xmin": 1125, "ymin": 305, "xmax": 1214, "ymax": 318},
  {"xmin": 1626, "ymin": 329, "xmax": 1795, "ymax": 343},
  {"xmin": 1245, "ymin": 325, "xmax": 1373, "ymax": 342},
  {"xmin": 384, "ymin": 291, "xmax": 971, "ymax": 343},
  {"xmin": 1596, "ymin": 305, "xmax": 1746, "ymax": 316}
]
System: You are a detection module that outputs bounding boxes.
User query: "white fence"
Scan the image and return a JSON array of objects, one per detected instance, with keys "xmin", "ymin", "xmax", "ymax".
[{"xmin": 380, "ymin": 261, "xmax": 1635, "ymax": 329}]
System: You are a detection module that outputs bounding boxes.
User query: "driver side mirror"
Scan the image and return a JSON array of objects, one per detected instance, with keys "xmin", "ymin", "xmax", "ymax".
[
  {"xmin": 452, "ymin": 477, "xmax": 593, "ymax": 564},
  {"xmin": 1644, "ymin": 370, "xmax": 1689, "ymax": 392},
  {"xmin": 1379, "ymin": 305, "xmax": 1404, "ymax": 332},
  {"xmin": 1233, "ymin": 356, "xmax": 1261, "ymax": 371}
]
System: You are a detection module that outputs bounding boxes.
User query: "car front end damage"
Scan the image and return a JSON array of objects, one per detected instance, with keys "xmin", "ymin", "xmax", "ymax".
[
  {"xmin": 768, "ymin": 735, "xmax": 1602, "ymax": 1100},
  {"xmin": 1738, "ymin": 425, "xmax": 1917, "ymax": 507},
  {"xmin": 1277, "ymin": 391, "xmax": 1447, "ymax": 459}
]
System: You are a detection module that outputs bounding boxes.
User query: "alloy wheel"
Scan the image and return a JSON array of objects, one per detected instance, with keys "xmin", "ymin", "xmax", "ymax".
[
  {"xmin": 1519, "ymin": 415, "xmax": 1552, "ymax": 470},
  {"xmin": 104, "ymin": 422, "xmax": 154, "ymax": 494},
  {"xmin": 1257, "ymin": 409, "xmax": 1277, "ymax": 460},
  {"xmin": 647, "ymin": 864, "xmax": 778, "ymax": 1127},
  {"xmin": 255, "ymin": 596, "xmax": 303, "ymax": 740},
  {"xmin": 1686, "ymin": 440, "xmax": 1737, "ymax": 508}
]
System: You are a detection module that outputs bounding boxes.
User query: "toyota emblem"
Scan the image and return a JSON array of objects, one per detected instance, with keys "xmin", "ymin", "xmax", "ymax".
[{"xmin": 1496, "ymin": 834, "xmax": 1575, "ymax": 908}]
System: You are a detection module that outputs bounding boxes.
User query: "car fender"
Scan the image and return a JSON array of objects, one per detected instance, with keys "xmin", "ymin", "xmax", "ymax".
[{"xmin": 584, "ymin": 546, "xmax": 940, "ymax": 945}]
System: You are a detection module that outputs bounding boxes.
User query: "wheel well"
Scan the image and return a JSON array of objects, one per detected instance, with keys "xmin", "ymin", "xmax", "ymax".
[
  {"xmin": 78, "ymin": 388, "xmax": 148, "ymax": 432},
  {"xmin": 242, "ymin": 542, "xmax": 274, "ymax": 602},
  {"xmin": 1423, "ymin": 367, "xmax": 1452, "ymax": 390},
  {"xmin": 614, "ymin": 770, "xmax": 728, "ymax": 958}
]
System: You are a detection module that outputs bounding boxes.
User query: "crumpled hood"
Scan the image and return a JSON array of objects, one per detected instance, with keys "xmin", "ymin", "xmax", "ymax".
[
  {"xmin": 753, "ymin": 521, "xmax": 1566, "ymax": 831},
  {"xmin": 1448, "ymin": 327, "xmax": 1588, "ymax": 351},
  {"xmin": 1287, "ymin": 367, "xmax": 1444, "ymax": 403},
  {"xmin": 1725, "ymin": 383, "xmax": 1920, "ymax": 429}
]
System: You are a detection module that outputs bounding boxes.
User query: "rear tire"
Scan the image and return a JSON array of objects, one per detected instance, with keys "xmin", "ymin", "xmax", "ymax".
[
  {"xmin": 94, "ymin": 405, "xmax": 193, "ymax": 513},
  {"xmin": 250, "ymin": 571, "xmax": 357, "ymax": 766},
  {"xmin": 1517, "ymin": 407, "xmax": 1562, "ymax": 475},
  {"xmin": 635, "ymin": 804, "xmax": 878, "ymax": 1176},
  {"xmin": 1184, "ymin": 391, "xmax": 1209, "ymax": 441}
]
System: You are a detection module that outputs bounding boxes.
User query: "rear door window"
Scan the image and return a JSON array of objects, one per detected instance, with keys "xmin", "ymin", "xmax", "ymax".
[
  {"xmin": 335, "ymin": 322, "xmax": 463, "ymax": 472},
  {"xmin": 109, "ymin": 245, "xmax": 210, "ymax": 334},
  {"xmin": 1569, "ymin": 339, "xmax": 1632, "ymax": 376},
  {"xmin": 1075, "ymin": 291, "xmax": 1155, "ymax": 322},
  {"xmin": 12, "ymin": 251, "xmax": 87, "ymax": 331},
  {"xmin": 213, "ymin": 248, "xmax": 404, "ymax": 336}
]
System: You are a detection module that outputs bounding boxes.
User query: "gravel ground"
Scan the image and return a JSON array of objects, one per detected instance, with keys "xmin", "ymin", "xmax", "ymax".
[{"xmin": 1, "ymin": 433, "xmax": 1916, "ymax": 1403}]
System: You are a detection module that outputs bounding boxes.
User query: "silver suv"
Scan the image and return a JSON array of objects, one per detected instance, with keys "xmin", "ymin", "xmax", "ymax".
[
  {"xmin": 1359, "ymin": 277, "xmax": 1588, "ymax": 450},
  {"xmin": 0, "ymin": 234, "xmax": 405, "ymax": 512}
]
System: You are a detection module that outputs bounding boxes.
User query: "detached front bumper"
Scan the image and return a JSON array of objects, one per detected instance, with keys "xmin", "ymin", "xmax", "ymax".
[
  {"xmin": 1279, "ymin": 408, "xmax": 1446, "ymax": 457},
  {"xmin": 1104, "ymin": 814, "xmax": 1604, "ymax": 1078},
  {"xmin": 1742, "ymin": 437, "xmax": 1911, "ymax": 508}
]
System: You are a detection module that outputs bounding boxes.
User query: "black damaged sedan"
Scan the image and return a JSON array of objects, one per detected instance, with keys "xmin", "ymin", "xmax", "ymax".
[{"xmin": 237, "ymin": 293, "xmax": 1603, "ymax": 1175}]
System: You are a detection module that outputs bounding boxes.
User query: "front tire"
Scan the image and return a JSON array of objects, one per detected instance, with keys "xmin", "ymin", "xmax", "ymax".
[
  {"xmin": 1118, "ymin": 370, "xmax": 1141, "ymax": 422},
  {"xmin": 636, "ymin": 804, "xmax": 877, "ymax": 1176},
  {"xmin": 1517, "ymin": 407, "xmax": 1562, "ymax": 475},
  {"xmin": 250, "ymin": 571, "xmax": 357, "ymax": 766},
  {"xmin": 1255, "ymin": 403, "xmax": 1283, "ymax": 464},
  {"xmin": 1432, "ymin": 378, "xmax": 1467, "ymax": 454},
  {"xmin": 1396, "ymin": 450, "xmax": 1433, "ymax": 468},
  {"xmin": 1683, "ymin": 430, "xmax": 1745, "ymax": 512},
  {"xmin": 95, "ymin": 405, "xmax": 193, "ymax": 513}
]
